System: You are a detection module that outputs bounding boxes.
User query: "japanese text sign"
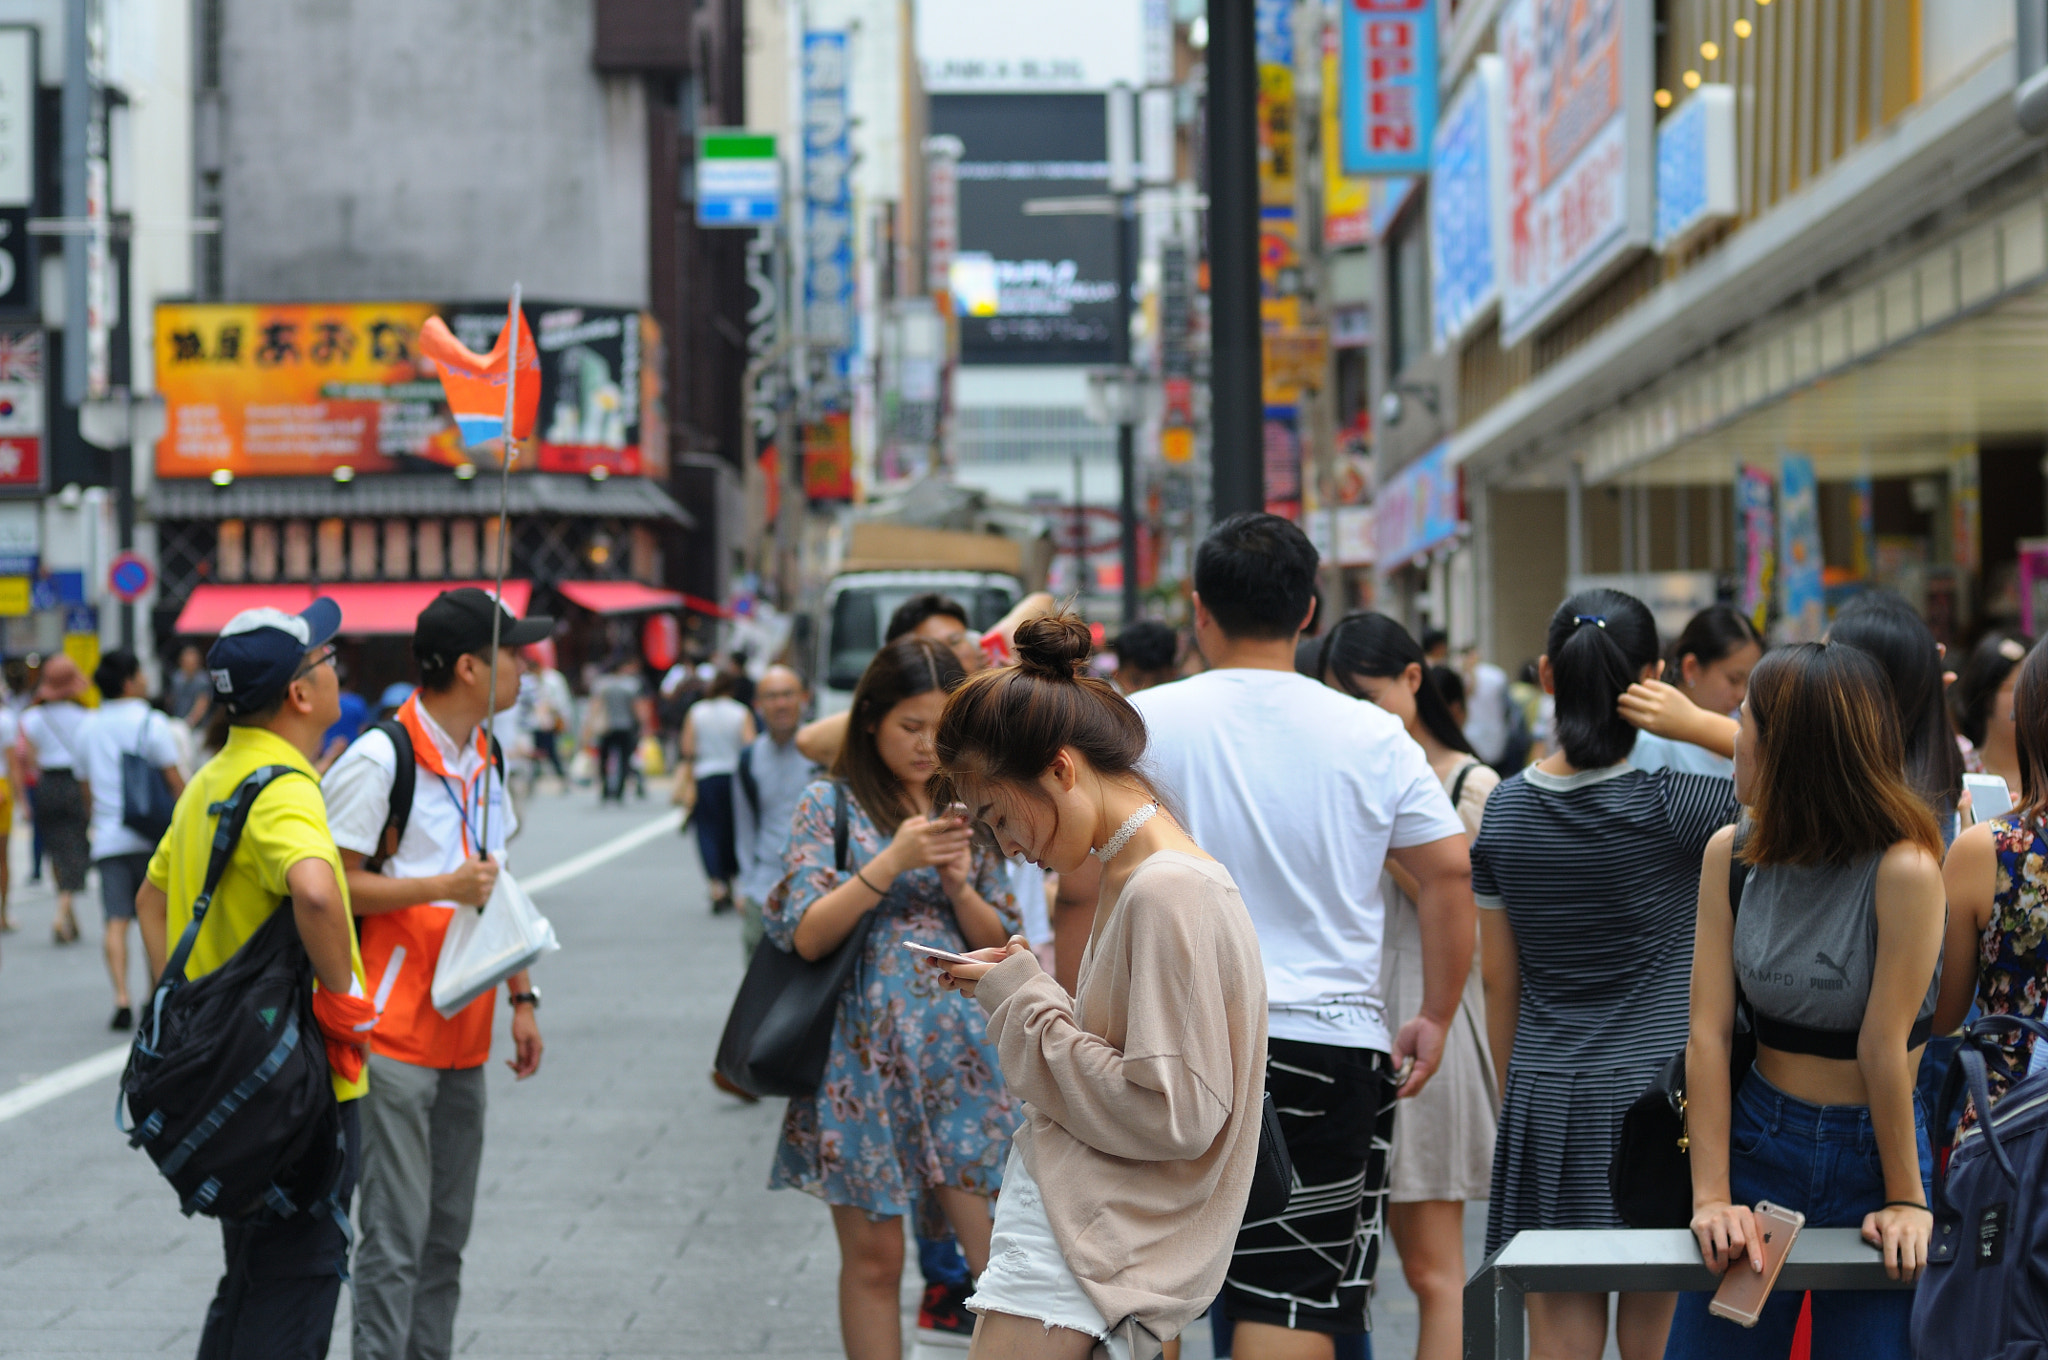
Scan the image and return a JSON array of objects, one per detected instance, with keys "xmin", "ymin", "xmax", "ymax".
[
  {"xmin": 804, "ymin": 32, "xmax": 854, "ymax": 400},
  {"xmin": 1339, "ymin": 0, "xmax": 1438, "ymax": 177},
  {"xmin": 1375, "ymin": 442, "xmax": 1463, "ymax": 570},
  {"xmin": 1497, "ymin": 0, "xmax": 1652, "ymax": 344},
  {"xmin": 1429, "ymin": 57, "xmax": 1505, "ymax": 350},
  {"xmin": 1654, "ymin": 85, "xmax": 1738, "ymax": 251}
]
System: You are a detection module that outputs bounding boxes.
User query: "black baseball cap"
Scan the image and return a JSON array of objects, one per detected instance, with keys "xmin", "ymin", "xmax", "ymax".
[
  {"xmin": 207, "ymin": 598, "xmax": 344, "ymax": 716},
  {"xmin": 413, "ymin": 588, "xmax": 553, "ymax": 671}
]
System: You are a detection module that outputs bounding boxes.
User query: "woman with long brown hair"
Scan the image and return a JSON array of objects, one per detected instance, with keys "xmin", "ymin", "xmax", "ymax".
[
  {"xmin": 1937, "ymin": 636, "xmax": 2048, "ymax": 1111},
  {"xmin": 1669, "ymin": 640, "xmax": 1946, "ymax": 1360},
  {"xmin": 926, "ymin": 614, "xmax": 1268, "ymax": 1359},
  {"xmin": 762, "ymin": 636, "xmax": 1021, "ymax": 1360}
]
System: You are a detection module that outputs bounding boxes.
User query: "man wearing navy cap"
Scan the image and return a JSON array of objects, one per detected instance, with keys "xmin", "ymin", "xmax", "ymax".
[{"xmin": 135, "ymin": 598, "xmax": 375, "ymax": 1359}]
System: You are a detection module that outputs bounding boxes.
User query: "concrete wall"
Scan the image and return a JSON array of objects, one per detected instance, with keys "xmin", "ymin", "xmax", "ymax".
[
  {"xmin": 1487, "ymin": 488, "xmax": 1568, "ymax": 671},
  {"xmin": 219, "ymin": 0, "xmax": 648, "ymax": 305}
]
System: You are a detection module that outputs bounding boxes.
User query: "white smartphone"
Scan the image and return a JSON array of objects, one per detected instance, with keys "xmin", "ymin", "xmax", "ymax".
[
  {"xmin": 1964, "ymin": 773, "xmax": 2014, "ymax": 824},
  {"xmin": 902, "ymin": 941, "xmax": 978, "ymax": 966}
]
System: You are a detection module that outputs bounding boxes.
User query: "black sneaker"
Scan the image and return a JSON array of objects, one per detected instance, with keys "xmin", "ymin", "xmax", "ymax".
[
  {"xmin": 110, "ymin": 1006, "xmax": 132, "ymax": 1031},
  {"xmin": 915, "ymin": 1280, "xmax": 975, "ymax": 1347}
]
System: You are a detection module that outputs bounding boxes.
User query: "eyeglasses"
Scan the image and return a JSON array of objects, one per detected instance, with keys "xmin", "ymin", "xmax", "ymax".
[{"xmin": 292, "ymin": 645, "xmax": 338, "ymax": 682}]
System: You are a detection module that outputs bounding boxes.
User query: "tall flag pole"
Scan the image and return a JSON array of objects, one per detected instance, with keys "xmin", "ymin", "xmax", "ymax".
[{"xmin": 480, "ymin": 283, "xmax": 521, "ymax": 856}]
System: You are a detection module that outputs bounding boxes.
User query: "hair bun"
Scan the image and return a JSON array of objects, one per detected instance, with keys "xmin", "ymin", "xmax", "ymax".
[{"xmin": 1012, "ymin": 613, "xmax": 1093, "ymax": 680}]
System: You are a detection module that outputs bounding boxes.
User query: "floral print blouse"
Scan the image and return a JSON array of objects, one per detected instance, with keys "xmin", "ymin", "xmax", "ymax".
[
  {"xmin": 762, "ymin": 779, "xmax": 1022, "ymax": 1216},
  {"xmin": 1975, "ymin": 814, "xmax": 2048, "ymax": 1108}
]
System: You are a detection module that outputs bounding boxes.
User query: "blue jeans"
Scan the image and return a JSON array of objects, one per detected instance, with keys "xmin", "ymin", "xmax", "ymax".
[{"xmin": 1663, "ymin": 1069, "xmax": 1932, "ymax": 1360}]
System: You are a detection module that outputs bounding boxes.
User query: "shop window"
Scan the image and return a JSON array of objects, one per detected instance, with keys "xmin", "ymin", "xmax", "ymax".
[
  {"xmin": 1335, "ymin": 348, "xmax": 1369, "ymax": 429},
  {"xmin": 448, "ymin": 519, "xmax": 479, "ymax": 577},
  {"xmin": 383, "ymin": 519, "xmax": 412, "ymax": 580},
  {"xmin": 216, "ymin": 519, "xmax": 245, "ymax": 582},
  {"xmin": 1386, "ymin": 206, "xmax": 1429, "ymax": 380},
  {"xmin": 282, "ymin": 520, "xmax": 311, "ymax": 580},
  {"xmin": 248, "ymin": 522, "xmax": 278, "ymax": 583},
  {"xmin": 416, "ymin": 519, "xmax": 445, "ymax": 579},
  {"xmin": 349, "ymin": 521, "xmax": 378, "ymax": 580},
  {"xmin": 317, "ymin": 518, "xmax": 345, "ymax": 580}
]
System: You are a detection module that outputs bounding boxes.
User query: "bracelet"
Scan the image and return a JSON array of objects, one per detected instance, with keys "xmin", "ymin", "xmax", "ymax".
[
  {"xmin": 1883, "ymin": 1200, "xmax": 1931, "ymax": 1213},
  {"xmin": 855, "ymin": 868, "xmax": 887, "ymax": 895}
]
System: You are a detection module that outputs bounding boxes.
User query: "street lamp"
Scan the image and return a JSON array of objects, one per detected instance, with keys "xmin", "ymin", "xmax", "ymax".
[{"xmin": 1084, "ymin": 367, "xmax": 1145, "ymax": 625}]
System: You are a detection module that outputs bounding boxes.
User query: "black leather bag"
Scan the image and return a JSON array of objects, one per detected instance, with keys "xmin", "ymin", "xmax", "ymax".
[
  {"xmin": 1609, "ymin": 859, "xmax": 1755, "ymax": 1228},
  {"xmin": 1242, "ymin": 1090, "xmax": 1296, "ymax": 1223},
  {"xmin": 121, "ymin": 711, "xmax": 177, "ymax": 843},
  {"xmin": 714, "ymin": 782, "xmax": 872, "ymax": 1099}
]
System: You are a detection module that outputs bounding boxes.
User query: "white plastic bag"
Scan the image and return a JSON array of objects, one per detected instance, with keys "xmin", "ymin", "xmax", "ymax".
[{"xmin": 431, "ymin": 868, "xmax": 560, "ymax": 1019}]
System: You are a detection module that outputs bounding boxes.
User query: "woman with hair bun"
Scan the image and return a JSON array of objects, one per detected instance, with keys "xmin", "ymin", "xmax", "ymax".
[
  {"xmin": 1471, "ymin": 589, "xmax": 1737, "ymax": 1360},
  {"xmin": 762, "ymin": 635, "xmax": 1022, "ymax": 1360},
  {"xmin": 926, "ymin": 613, "xmax": 1269, "ymax": 1359}
]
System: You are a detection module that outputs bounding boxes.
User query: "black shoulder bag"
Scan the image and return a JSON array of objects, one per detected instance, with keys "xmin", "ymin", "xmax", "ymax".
[
  {"xmin": 120, "ymin": 710, "xmax": 178, "ymax": 842},
  {"xmin": 1608, "ymin": 857, "xmax": 1756, "ymax": 1229},
  {"xmin": 714, "ymin": 782, "xmax": 873, "ymax": 1098}
]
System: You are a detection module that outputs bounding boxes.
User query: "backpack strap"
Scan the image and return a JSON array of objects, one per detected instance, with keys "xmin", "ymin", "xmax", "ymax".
[
  {"xmin": 832, "ymin": 779, "xmax": 850, "ymax": 874},
  {"xmin": 737, "ymin": 744, "xmax": 761, "ymax": 825},
  {"xmin": 1448, "ymin": 759, "xmax": 1482, "ymax": 809},
  {"xmin": 366, "ymin": 717, "xmax": 415, "ymax": 872},
  {"xmin": 156, "ymin": 765, "xmax": 305, "ymax": 990}
]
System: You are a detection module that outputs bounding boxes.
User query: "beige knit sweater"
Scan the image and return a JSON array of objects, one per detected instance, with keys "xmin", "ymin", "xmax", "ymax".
[{"xmin": 974, "ymin": 850, "xmax": 1268, "ymax": 1351}]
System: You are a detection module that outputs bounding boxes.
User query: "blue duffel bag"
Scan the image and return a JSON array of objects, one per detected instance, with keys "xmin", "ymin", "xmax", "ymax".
[{"xmin": 1913, "ymin": 1014, "xmax": 2048, "ymax": 1359}]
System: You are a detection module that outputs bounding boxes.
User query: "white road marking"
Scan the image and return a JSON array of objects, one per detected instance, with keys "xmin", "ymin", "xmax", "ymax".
[{"xmin": 0, "ymin": 810, "xmax": 682, "ymax": 1126}]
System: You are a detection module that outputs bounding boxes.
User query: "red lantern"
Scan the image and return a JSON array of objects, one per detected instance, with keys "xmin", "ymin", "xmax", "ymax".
[{"xmin": 642, "ymin": 612, "xmax": 681, "ymax": 670}]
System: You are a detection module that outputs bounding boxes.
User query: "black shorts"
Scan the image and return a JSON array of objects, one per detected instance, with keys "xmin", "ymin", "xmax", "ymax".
[
  {"xmin": 1222, "ymin": 1039, "xmax": 1398, "ymax": 1334},
  {"xmin": 97, "ymin": 851, "xmax": 153, "ymax": 922}
]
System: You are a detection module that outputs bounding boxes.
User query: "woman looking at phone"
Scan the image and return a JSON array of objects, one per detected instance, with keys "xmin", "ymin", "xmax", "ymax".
[
  {"xmin": 1668, "ymin": 640, "xmax": 1945, "ymax": 1359},
  {"xmin": 762, "ymin": 636, "xmax": 1021, "ymax": 1360},
  {"xmin": 927, "ymin": 615, "xmax": 1268, "ymax": 1359}
]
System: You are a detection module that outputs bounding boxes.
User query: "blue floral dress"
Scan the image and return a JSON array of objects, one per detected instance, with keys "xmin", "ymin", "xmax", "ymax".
[
  {"xmin": 1969, "ymin": 813, "xmax": 2048, "ymax": 1114},
  {"xmin": 764, "ymin": 779, "xmax": 1021, "ymax": 1216}
]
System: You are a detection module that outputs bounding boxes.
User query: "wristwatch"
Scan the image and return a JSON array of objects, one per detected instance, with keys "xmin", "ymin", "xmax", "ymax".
[{"xmin": 508, "ymin": 987, "xmax": 541, "ymax": 1010}]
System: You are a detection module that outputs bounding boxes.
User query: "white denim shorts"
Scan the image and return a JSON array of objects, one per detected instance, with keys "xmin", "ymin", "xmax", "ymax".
[{"xmin": 966, "ymin": 1143, "xmax": 1127, "ymax": 1358}]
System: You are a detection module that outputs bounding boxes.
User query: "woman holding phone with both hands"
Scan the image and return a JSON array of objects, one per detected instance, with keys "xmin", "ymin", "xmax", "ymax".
[
  {"xmin": 1670, "ymin": 640, "xmax": 1945, "ymax": 1360},
  {"xmin": 925, "ymin": 615, "xmax": 1269, "ymax": 1360},
  {"xmin": 762, "ymin": 635, "xmax": 1022, "ymax": 1360}
]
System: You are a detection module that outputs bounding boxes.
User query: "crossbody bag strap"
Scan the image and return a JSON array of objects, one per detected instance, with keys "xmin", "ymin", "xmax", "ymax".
[
  {"xmin": 832, "ymin": 779, "xmax": 850, "ymax": 874},
  {"xmin": 1448, "ymin": 759, "xmax": 1482, "ymax": 809},
  {"xmin": 157, "ymin": 765, "xmax": 304, "ymax": 988}
]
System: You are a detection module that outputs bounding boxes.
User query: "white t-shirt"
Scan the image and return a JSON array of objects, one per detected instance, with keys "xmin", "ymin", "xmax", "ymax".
[
  {"xmin": 75, "ymin": 699, "xmax": 183, "ymax": 859},
  {"xmin": 1130, "ymin": 668, "xmax": 1467, "ymax": 1051},
  {"xmin": 690, "ymin": 696, "xmax": 752, "ymax": 778},
  {"xmin": 323, "ymin": 705, "xmax": 519, "ymax": 891},
  {"xmin": 22, "ymin": 701, "xmax": 88, "ymax": 770}
]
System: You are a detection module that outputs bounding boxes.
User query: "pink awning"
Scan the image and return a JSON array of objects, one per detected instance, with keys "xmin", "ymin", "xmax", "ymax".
[
  {"xmin": 553, "ymin": 580, "xmax": 687, "ymax": 616},
  {"xmin": 174, "ymin": 581, "xmax": 532, "ymax": 637}
]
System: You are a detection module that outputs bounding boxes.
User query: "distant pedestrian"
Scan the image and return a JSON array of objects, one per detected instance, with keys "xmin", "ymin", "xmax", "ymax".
[
  {"xmin": 591, "ymin": 655, "xmax": 643, "ymax": 802},
  {"xmin": 134, "ymin": 600, "xmax": 374, "ymax": 1360},
  {"xmin": 1319, "ymin": 613, "xmax": 1498, "ymax": 1360},
  {"xmin": 1471, "ymin": 589, "xmax": 1736, "ymax": 1360},
  {"xmin": 1952, "ymin": 627, "xmax": 2030, "ymax": 797},
  {"xmin": 1667, "ymin": 639, "xmax": 1943, "ymax": 1359},
  {"xmin": 727, "ymin": 663, "xmax": 819, "ymax": 962},
  {"xmin": 1828, "ymin": 590, "xmax": 1966, "ymax": 841},
  {"xmin": 762, "ymin": 636, "xmax": 1019, "ymax": 1360},
  {"xmin": 23, "ymin": 654, "xmax": 91, "ymax": 944},
  {"xmin": 1130, "ymin": 514, "xmax": 1477, "ymax": 1360},
  {"xmin": 1625, "ymin": 606, "xmax": 1763, "ymax": 777},
  {"xmin": 0, "ymin": 688, "xmax": 18, "ymax": 932},
  {"xmin": 1112, "ymin": 619, "xmax": 1180, "ymax": 694},
  {"xmin": 528, "ymin": 652, "xmax": 572, "ymax": 783},
  {"xmin": 680, "ymin": 672, "xmax": 754, "ymax": 911},
  {"xmin": 1938, "ymin": 634, "xmax": 2048, "ymax": 1115},
  {"xmin": 928, "ymin": 613, "xmax": 1269, "ymax": 1356},
  {"xmin": 167, "ymin": 642, "xmax": 214, "ymax": 728},
  {"xmin": 320, "ymin": 588, "xmax": 550, "ymax": 1360},
  {"xmin": 75, "ymin": 650, "xmax": 185, "ymax": 1030}
]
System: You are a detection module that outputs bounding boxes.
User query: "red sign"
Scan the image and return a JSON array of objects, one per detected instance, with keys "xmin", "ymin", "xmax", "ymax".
[
  {"xmin": 642, "ymin": 612, "xmax": 680, "ymax": 670},
  {"xmin": 802, "ymin": 414, "xmax": 855, "ymax": 502},
  {"xmin": 108, "ymin": 551, "xmax": 155, "ymax": 603},
  {"xmin": 0, "ymin": 434, "xmax": 40, "ymax": 488}
]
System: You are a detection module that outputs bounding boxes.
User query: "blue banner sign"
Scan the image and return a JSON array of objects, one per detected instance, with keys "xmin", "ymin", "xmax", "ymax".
[
  {"xmin": 802, "ymin": 33, "xmax": 854, "ymax": 397},
  {"xmin": 1654, "ymin": 85, "xmax": 1738, "ymax": 251},
  {"xmin": 1375, "ymin": 442, "xmax": 1463, "ymax": 570},
  {"xmin": 1428, "ymin": 58, "xmax": 1502, "ymax": 350},
  {"xmin": 1340, "ymin": 0, "xmax": 1438, "ymax": 176}
]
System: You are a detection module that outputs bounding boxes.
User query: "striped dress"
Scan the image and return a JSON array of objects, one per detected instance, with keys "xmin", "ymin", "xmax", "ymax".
[{"xmin": 1471, "ymin": 762, "xmax": 1737, "ymax": 1254}]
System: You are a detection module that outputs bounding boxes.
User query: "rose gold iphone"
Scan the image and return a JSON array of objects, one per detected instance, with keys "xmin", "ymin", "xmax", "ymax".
[{"xmin": 1708, "ymin": 1200, "xmax": 1804, "ymax": 1327}]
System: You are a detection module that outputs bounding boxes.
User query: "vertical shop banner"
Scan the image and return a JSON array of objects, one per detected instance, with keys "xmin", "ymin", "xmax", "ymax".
[
  {"xmin": 1258, "ymin": 0, "xmax": 1302, "ymax": 519},
  {"xmin": 1951, "ymin": 445, "xmax": 1981, "ymax": 573},
  {"xmin": 1428, "ymin": 57, "xmax": 1505, "ymax": 350},
  {"xmin": 1321, "ymin": 14, "xmax": 1370, "ymax": 248},
  {"xmin": 802, "ymin": 413, "xmax": 855, "ymax": 501},
  {"xmin": 0, "ymin": 29, "xmax": 37, "ymax": 320},
  {"xmin": 1851, "ymin": 474, "xmax": 1874, "ymax": 580},
  {"xmin": 1777, "ymin": 453, "xmax": 1825, "ymax": 642},
  {"xmin": 1375, "ymin": 443, "xmax": 1462, "ymax": 570},
  {"xmin": 1736, "ymin": 463, "xmax": 1775, "ymax": 634},
  {"xmin": 0, "ymin": 328, "xmax": 43, "ymax": 494},
  {"xmin": 1496, "ymin": 0, "xmax": 1653, "ymax": 345},
  {"xmin": 803, "ymin": 32, "xmax": 854, "ymax": 400},
  {"xmin": 1339, "ymin": 0, "xmax": 1438, "ymax": 175},
  {"xmin": 1653, "ymin": 85, "xmax": 1737, "ymax": 251}
]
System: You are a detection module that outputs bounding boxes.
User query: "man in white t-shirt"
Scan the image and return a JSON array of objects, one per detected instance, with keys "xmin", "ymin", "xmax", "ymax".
[
  {"xmin": 1129, "ymin": 513, "xmax": 1476, "ymax": 1358},
  {"xmin": 74, "ymin": 650, "xmax": 185, "ymax": 1029}
]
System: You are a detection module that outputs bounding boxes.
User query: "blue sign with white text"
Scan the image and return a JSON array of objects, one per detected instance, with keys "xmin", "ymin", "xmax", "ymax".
[
  {"xmin": 802, "ymin": 32, "xmax": 854, "ymax": 399},
  {"xmin": 1429, "ymin": 64, "xmax": 1498, "ymax": 350}
]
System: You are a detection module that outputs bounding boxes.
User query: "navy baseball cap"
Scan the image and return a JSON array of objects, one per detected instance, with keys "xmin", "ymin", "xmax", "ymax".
[{"xmin": 206, "ymin": 598, "xmax": 342, "ymax": 716}]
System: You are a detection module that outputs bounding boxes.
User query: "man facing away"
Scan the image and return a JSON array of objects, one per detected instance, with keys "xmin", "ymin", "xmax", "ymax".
[
  {"xmin": 135, "ymin": 601, "xmax": 370, "ymax": 1359},
  {"xmin": 320, "ymin": 588, "xmax": 548, "ymax": 1360},
  {"xmin": 727, "ymin": 662, "xmax": 818, "ymax": 963},
  {"xmin": 1128, "ymin": 513, "xmax": 1477, "ymax": 1360},
  {"xmin": 76, "ymin": 649, "xmax": 186, "ymax": 1029}
]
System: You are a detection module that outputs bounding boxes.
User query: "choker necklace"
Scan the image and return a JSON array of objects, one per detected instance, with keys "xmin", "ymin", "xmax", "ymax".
[{"xmin": 1094, "ymin": 803, "xmax": 1159, "ymax": 864}]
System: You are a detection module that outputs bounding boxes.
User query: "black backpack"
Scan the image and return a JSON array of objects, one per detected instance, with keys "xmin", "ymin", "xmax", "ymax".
[
  {"xmin": 119, "ymin": 767, "xmax": 348, "ymax": 1224},
  {"xmin": 363, "ymin": 716, "xmax": 505, "ymax": 871}
]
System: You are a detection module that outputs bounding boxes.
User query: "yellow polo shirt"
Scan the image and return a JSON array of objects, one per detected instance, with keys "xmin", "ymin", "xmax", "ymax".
[{"xmin": 146, "ymin": 724, "xmax": 369, "ymax": 1101}]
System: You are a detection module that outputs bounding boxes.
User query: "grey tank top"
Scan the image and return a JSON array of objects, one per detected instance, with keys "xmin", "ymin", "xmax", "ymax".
[{"xmin": 1732, "ymin": 842, "xmax": 1939, "ymax": 1039}]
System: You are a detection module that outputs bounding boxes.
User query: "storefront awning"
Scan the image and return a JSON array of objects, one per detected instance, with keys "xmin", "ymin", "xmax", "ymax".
[
  {"xmin": 151, "ymin": 474, "xmax": 693, "ymax": 526},
  {"xmin": 553, "ymin": 580, "xmax": 687, "ymax": 616},
  {"xmin": 174, "ymin": 581, "xmax": 533, "ymax": 637}
]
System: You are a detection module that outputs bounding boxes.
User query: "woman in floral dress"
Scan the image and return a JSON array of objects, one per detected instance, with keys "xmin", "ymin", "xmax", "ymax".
[
  {"xmin": 1939, "ymin": 635, "xmax": 2048, "ymax": 1116},
  {"xmin": 764, "ymin": 635, "xmax": 1020, "ymax": 1360}
]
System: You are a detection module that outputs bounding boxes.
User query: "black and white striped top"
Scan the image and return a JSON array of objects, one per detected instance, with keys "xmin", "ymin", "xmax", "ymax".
[{"xmin": 1471, "ymin": 762, "xmax": 1738, "ymax": 1070}]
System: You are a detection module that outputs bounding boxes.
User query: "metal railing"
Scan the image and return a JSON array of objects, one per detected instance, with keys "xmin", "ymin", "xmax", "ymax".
[{"xmin": 1464, "ymin": 1229, "xmax": 1913, "ymax": 1360}]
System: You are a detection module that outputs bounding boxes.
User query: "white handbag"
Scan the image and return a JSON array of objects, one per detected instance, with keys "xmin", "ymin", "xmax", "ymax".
[{"xmin": 430, "ymin": 868, "xmax": 560, "ymax": 1019}]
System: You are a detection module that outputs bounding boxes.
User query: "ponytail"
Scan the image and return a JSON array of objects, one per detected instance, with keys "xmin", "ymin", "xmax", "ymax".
[{"xmin": 1546, "ymin": 588, "xmax": 1660, "ymax": 769}]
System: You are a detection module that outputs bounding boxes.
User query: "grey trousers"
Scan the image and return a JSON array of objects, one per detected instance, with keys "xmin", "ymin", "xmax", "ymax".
[{"xmin": 352, "ymin": 1054, "xmax": 487, "ymax": 1360}]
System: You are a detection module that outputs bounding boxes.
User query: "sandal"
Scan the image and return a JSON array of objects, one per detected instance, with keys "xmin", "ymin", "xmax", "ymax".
[{"xmin": 52, "ymin": 913, "xmax": 78, "ymax": 944}]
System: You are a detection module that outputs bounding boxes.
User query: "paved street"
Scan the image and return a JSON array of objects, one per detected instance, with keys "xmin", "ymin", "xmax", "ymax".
[{"xmin": 0, "ymin": 783, "xmax": 1462, "ymax": 1359}]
